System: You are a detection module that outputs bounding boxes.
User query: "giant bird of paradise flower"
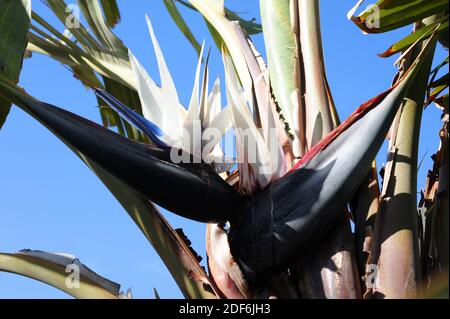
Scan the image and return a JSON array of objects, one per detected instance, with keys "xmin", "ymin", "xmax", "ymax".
[{"xmin": 0, "ymin": 0, "xmax": 447, "ymax": 299}]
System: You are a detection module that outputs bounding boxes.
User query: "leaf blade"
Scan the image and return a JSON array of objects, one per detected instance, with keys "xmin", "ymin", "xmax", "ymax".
[
  {"xmin": 0, "ymin": 0, "xmax": 31, "ymax": 129},
  {"xmin": 0, "ymin": 250, "xmax": 123, "ymax": 299}
]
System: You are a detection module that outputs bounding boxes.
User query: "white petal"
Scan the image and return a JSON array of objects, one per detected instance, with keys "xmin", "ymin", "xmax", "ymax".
[
  {"xmin": 146, "ymin": 15, "xmax": 182, "ymax": 140},
  {"xmin": 224, "ymin": 54, "xmax": 273, "ymax": 190},
  {"xmin": 129, "ymin": 50, "xmax": 163, "ymax": 126}
]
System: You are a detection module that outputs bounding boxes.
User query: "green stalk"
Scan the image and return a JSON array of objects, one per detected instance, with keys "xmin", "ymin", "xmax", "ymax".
[
  {"xmin": 0, "ymin": 252, "xmax": 120, "ymax": 299},
  {"xmin": 259, "ymin": 0, "xmax": 298, "ymax": 144},
  {"xmin": 368, "ymin": 19, "xmax": 437, "ymax": 298},
  {"xmin": 292, "ymin": 0, "xmax": 361, "ymax": 299},
  {"xmin": 99, "ymin": 0, "xmax": 121, "ymax": 28},
  {"xmin": 163, "ymin": 0, "xmax": 202, "ymax": 55},
  {"xmin": 298, "ymin": 0, "xmax": 334, "ymax": 147},
  {"xmin": 188, "ymin": 0, "xmax": 252, "ymax": 90},
  {"xmin": 353, "ymin": 161, "xmax": 381, "ymax": 292}
]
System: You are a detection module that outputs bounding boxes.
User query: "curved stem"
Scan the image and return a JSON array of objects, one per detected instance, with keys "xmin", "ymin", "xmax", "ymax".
[{"xmin": 0, "ymin": 253, "xmax": 119, "ymax": 299}]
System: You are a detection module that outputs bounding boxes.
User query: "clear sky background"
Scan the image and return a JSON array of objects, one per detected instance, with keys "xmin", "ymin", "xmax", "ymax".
[{"xmin": 0, "ymin": 0, "xmax": 447, "ymax": 298}]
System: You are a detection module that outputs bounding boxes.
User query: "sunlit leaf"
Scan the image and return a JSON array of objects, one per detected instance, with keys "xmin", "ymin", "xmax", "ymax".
[
  {"xmin": 175, "ymin": 0, "xmax": 262, "ymax": 35},
  {"xmin": 350, "ymin": 0, "xmax": 449, "ymax": 34},
  {"xmin": 0, "ymin": 250, "xmax": 126, "ymax": 299},
  {"xmin": 259, "ymin": 0, "xmax": 297, "ymax": 143},
  {"xmin": 379, "ymin": 16, "xmax": 448, "ymax": 57},
  {"xmin": 99, "ymin": 0, "xmax": 121, "ymax": 28},
  {"xmin": 188, "ymin": 0, "xmax": 253, "ymax": 92},
  {"xmin": 163, "ymin": 0, "xmax": 202, "ymax": 55}
]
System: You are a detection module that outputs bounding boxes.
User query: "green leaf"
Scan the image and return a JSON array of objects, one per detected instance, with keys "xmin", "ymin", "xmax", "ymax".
[
  {"xmin": 42, "ymin": 0, "xmax": 102, "ymax": 50},
  {"xmin": 172, "ymin": 0, "xmax": 226, "ymax": 52},
  {"xmin": 30, "ymin": 10, "xmax": 135, "ymax": 89},
  {"xmin": 428, "ymin": 60, "xmax": 449, "ymax": 105},
  {"xmin": 431, "ymin": 55, "xmax": 449, "ymax": 75},
  {"xmin": 379, "ymin": 16, "xmax": 449, "ymax": 57},
  {"xmin": 259, "ymin": 0, "xmax": 297, "ymax": 138},
  {"xmin": 77, "ymin": 0, "xmax": 126, "ymax": 52},
  {"xmin": 187, "ymin": 0, "xmax": 252, "ymax": 91},
  {"xmin": 175, "ymin": 0, "xmax": 262, "ymax": 35},
  {"xmin": 0, "ymin": 250, "xmax": 126, "ymax": 299},
  {"xmin": 163, "ymin": 0, "xmax": 202, "ymax": 55},
  {"xmin": 297, "ymin": 0, "xmax": 336, "ymax": 148},
  {"xmin": 0, "ymin": 0, "xmax": 31, "ymax": 129},
  {"xmin": 99, "ymin": 0, "xmax": 121, "ymax": 28},
  {"xmin": 350, "ymin": 0, "xmax": 449, "ymax": 34},
  {"xmin": 223, "ymin": 8, "xmax": 262, "ymax": 35},
  {"xmin": 438, "ymin": 25, "xmax": 449, "ymax": 48},
  {"xmin": 429, "ymin": 76, "xmax": 449, "ymax": 102},
  {"xmin": 29, "ymin": 2, "xmax": 143, "ymax": 136},
  {"xmin": 430, "ymin": 73, "xmax": 449, "ymax": 88},
  {"xmin": 427, "ymin": 55, "xmax": 449, "ymax": 105},
  {"xmin": 27, "ymin": 22, "xmax": 136, "ymax": 136}
]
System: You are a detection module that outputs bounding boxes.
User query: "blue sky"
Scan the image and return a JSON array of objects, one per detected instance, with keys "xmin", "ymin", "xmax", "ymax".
[{"xmin": 0, "ymin": 0, "xmax": 447, "ymax": 298}]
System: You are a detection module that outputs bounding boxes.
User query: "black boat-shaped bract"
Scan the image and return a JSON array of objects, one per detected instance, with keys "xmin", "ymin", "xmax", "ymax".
[{"xmin": 0, "ymin": 77, "xmax": 242, "ymax": 223}]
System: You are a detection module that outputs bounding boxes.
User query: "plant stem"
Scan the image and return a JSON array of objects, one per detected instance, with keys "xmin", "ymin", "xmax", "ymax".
[
  {"xmin": 296, "ymin": 215, "xmax": 362, "ymax": 298},
  {"xmin": 298, "ymin": 0, "xmax": 333, "ymax": 148},
  {"xmin": 368, "ymin": 18, "xmax": 437, "ymax": 298},
  {"xmin": 353, "ymin": 161, "xmax": 381, "ymax": 292},
  {"xmin": 294, "ymin": 0, "xmax": 361, "ymax": 299}
]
